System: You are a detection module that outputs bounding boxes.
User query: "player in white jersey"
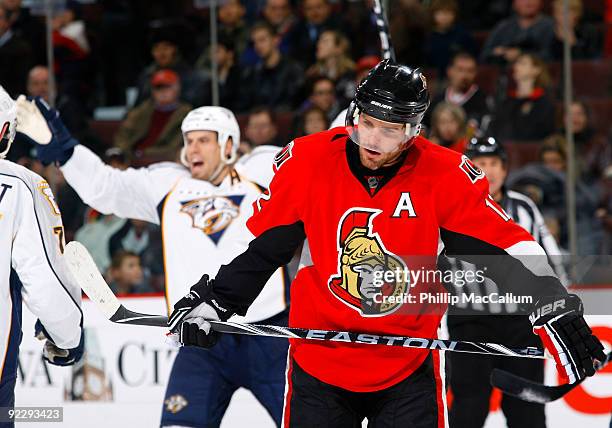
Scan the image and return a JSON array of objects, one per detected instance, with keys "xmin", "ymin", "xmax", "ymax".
[
  {"xmin": 0, "ymin": 88, "xmax": 83, "ymax": 428},
  {"xmin": 17, "ymin": 97, "xmax": 289, "ymax": 427}
]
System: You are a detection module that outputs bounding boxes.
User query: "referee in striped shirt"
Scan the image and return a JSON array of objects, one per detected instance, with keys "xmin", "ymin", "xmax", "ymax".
[{"xmin": 445, "ymin": 137, "xmax": 568, "ymax": 428}]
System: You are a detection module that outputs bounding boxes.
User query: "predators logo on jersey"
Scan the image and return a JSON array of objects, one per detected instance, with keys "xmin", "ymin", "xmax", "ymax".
[
  {"xmin": 328, "ymin": 208, "xmax": 409, "ymax": 317},
  {"xmin": 180, "ymin": 195, "xmax": 245, "ymax": 244},
  {"xmin": 38, "ymin": 181, "xmax": 61, "ymax": 216},
  {"xmin": 164, "ymin": 394, "xmax": 188, "ymax": 413}
]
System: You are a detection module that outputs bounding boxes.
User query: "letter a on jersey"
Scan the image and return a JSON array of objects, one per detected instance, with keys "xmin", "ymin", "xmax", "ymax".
[
  {"xmin": 328, "ymin": 208, "xmax": 409, "ymax": 317},
  {"xmin": 391, "ymin": 192, "xmax": 417, "ymax": 218}
]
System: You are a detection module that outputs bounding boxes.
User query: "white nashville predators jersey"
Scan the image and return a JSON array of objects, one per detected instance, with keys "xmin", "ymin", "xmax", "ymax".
[
  {"xmin": 60, "ymin": 145, "xmax": 288, "ymax": 322},
  {"xmin": 0, "ymin": 160, "xmax": 83, "ymax": 381}
]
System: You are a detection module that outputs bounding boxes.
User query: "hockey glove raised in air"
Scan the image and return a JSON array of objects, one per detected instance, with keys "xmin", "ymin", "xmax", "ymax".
[
  {"xmin": 530, "ymin": 294, "xmax": 605, "ymax": 384},
  {"xmin": 34, "ymin": 320, "xmax": 84, "ymax": 366},
  {"xmin": 15, "ymin": 96, "xmax": 78, "ymax": 166},
  {"xmin": 168, "ymin": 274, "xmax": 234, "ymax": 348}
]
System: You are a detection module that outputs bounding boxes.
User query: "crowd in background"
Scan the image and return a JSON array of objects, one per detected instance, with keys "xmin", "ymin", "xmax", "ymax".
[{"xmin": 2, "ymin": 0, "xmax": 611, "ymax": 293}]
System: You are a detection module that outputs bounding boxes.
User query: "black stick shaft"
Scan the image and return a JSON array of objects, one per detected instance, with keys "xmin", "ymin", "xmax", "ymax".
[
  {"xmin": 108, "ymin": 306, "xmax": 547, "ymax": 359},
  {"xmin": 491, "ymin": 351, "xmax": 612, "ymax": 403},
  {"xmin": 209, "ymin": 320, "xmax": 546, "ymax": 358},
  {"xmin": 373, "ymin": 0, "xmax": 395, "ymax": 61}
]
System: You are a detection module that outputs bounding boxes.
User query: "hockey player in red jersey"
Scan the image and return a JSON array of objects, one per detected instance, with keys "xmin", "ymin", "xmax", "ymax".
[{"xmin": 168, "ymin": 60, "xmax": 605, "ymax": 427}]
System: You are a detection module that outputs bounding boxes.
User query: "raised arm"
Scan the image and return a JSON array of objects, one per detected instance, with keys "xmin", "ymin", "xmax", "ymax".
[
  {"xmin": 16, "ymin": 96, "xmax": 187, "ymax": 224},
  {"xmin": 61, "ymin": 145, "xmax": 186, "ymax": 223}
]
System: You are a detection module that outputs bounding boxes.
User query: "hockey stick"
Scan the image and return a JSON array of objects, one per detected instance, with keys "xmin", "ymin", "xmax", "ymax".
[
  {"xmin": 490, "ymin": 351, "xmax": 612, "ymax": 403},
  {"xmin": 372, "ymin": 0, "xmax": 395, "ymax": 61},
  {"xmin": 65, "ymin": 240, "xmax": 550, "ymax": 359}
]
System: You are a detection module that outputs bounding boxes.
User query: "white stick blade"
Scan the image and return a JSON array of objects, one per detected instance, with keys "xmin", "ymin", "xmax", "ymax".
[{"xmin": 64, "ymin": 241, "xmax": 120, "ymax": 319}]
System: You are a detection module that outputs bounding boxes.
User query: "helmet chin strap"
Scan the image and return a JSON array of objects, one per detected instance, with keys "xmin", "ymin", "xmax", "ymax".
[
  {"xmin": 207, "ymin": 140, "xmax": 238, "ymax": 184},
  {"xmin": 207, "ymin": 158, "xmax": 229, "ymax": 183},
  {"xmin": 0, "ymin": 140, "xmax": 11, "ymax": 159},
  {"xmin": 0, "ymin": 123, "xmax": 13, "ymax": 159}
]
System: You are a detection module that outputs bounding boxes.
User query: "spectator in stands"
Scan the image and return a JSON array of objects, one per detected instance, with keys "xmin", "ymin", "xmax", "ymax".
[
  {"xmin": 109, "ymin": 218, "xmax": 158, "ymax": 266},
  {"xmin": 457, "ymin": 0, "xmax": 513, "ymax": 31},
  {"xmin": 551, "ymin": 0, "xmax": 601, "ymax": 60},
  {"xmin": 53, "ymin": 1, "xmax": 90, "ymax": 55},
  {"xmin": 340, "ymin": 1, "xmax": 380, "ymax": 61},
  {"xmin": 115, "ymin": 69, "xmax": 191, "ymax": 161},
  {"xmin": 26, "ymin": 65, "xmax": 49, "ymax": 100},
  {"xmin": 25, "ymin": 65, "xmax": 90, "ymax": 140},
  {"xmin": 509, "ymin": 135, "xmax": 603, "ymax": 253},
  {"xmin": 293, "ymin": 106, "xmax": 329, "ymax": 138},
  {"xmin": 540, "ymin": 135, "xmax": 567, "ymax": 173},
  {"xmin": 425, "ymin": 52, "xmax": 491, "ymax": 132},
  {"xmin": 42, "ymin": 164, "xmax": 86, "ymax": 242},
  {"xmin": 596, "ymin": 166, "xmax": 612, "ymax": 254},
  {"xmin": 108, "ymin": 251, "xmax": 149, "ymax": 295},
  {"xmin": 52, "ymin": 0, "xmax": 93, "ymax": 104},
  {"xmin": 490, "ymin": 53, "xmax": 555, "ymax": 142},
  {"xmin": 300, "ymin": 76, "xmax": 341, "ymax": 122},
  {"xmin": 337, "ymin": 55, "xmax": 381, "ymax": 109},
  {"xmin": 1, "ymin": 0, "xmax": 45, "ymax": 64},
  {"xmin": 424, "ymin": 0, "xmax": 477, "ymax": 75},
  {"xmin": 6, "ymin": 66, "xmax": 49, "ymax": 163},
  {"xmin": 76, "ymin": 209, "xmax": 126, "ymax": 272},
  {"xmin": 241, "ymin": 21, "xmax": 303, "ymax": 112},
  {"xmin": 219, "ymin": 0, "xmax": 250, "ymax": 62},
  {"xmin": 136, "ymin": 29, "xmax": 206, "ymax": 107},
  {"xmin": 196, "ymin": 35, "xmax": 242, "ymax": 111},
  {"xmin": 428, "ymin": 102, "xmax": 469, "ymax": 152},
  {"xmin": 245, "ymin": 107, "xmax": 282, "ymax": 147},
  {"xmin": 306, "ymin": 29, "xmax": 355, "ymax": 101},
  {"xmin": 481, "ymin": 0, "xmax": 555, "ymax": 64},
  {"xmin": 288, "ymin": 0, "xmax": 340, "ymax": 67},
  {"xmin": 0, "ymin": 6, "xmax": 32, "ymax": 97},
  {"xmin": 388, "ymin": 0, "xmax": 428, "ymax": 67},
  {"xmin": 262, "ymin": 0, "xmax": 296, "ymax": 55},
  {"xmin": 562, "ymin": 101, "xmax": 611, "ymax": 182}
]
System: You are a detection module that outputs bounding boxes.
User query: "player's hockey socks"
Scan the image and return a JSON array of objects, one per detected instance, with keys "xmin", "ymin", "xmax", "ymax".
[{"xmin": 530, "ymin": 294, "xmax": 605, "ymax": 384}]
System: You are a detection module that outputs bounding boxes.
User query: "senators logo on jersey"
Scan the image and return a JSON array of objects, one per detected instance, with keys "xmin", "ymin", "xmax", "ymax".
[
  {"xmin": 180, "ymin": 195, "xmax": 245, "ymax": 244},
  {"xmin": 459, "ymin": 155, "xmax": 485, "ymax": 184},
  {"xmin": 273, "ymin": 141, "xmax": 294, "ymax": 172},
  {"xmin": 328, "ymin": 208, "xmax": 409, "ymax": 317}
]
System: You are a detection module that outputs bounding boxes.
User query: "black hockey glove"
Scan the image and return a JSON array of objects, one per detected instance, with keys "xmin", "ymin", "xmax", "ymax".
[
  {"xmin": 530, "ymin": 294, "xmax": 605, "ymax": 384},
  {"xmin": 34, "ymin": 320, "xmax": 84, "ymax": 366},
  {"xmin": 168, "ymin": 274, "xmax": 235, "ymax": 348}
]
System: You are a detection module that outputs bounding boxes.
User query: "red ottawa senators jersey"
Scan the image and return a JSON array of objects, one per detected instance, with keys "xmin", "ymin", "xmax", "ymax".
[{"xmin": 220, "ymin": 128, "xmax": 564, "ymax": 393}]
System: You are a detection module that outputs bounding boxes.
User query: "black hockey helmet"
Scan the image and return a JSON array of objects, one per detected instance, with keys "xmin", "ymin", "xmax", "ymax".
[
  {"xmin": 465, "ymin": 136, "xmax": 507, "ymax": 162},
  {"xmin": 347, "ymin": 59, "xmax": 430, "ymax": 127}
]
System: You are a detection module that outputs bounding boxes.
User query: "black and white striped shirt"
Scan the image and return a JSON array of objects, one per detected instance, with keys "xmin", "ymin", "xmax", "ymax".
[{"xmin": 442, "ymin": 189, "xmax": 568, "ymax": 314}]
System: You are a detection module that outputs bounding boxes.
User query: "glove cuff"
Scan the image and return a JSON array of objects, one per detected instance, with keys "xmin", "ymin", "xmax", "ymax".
[
  {"xmin": 207, "ymin": 292, "xmax": 235, "ymax": 321},
  {"xmin": 529, "ymin": 294, "xmax": 583, "ymax": 327},
  {"xmin": 56, "ymin": 143, "xmax": 76, "ymax": 166}
]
